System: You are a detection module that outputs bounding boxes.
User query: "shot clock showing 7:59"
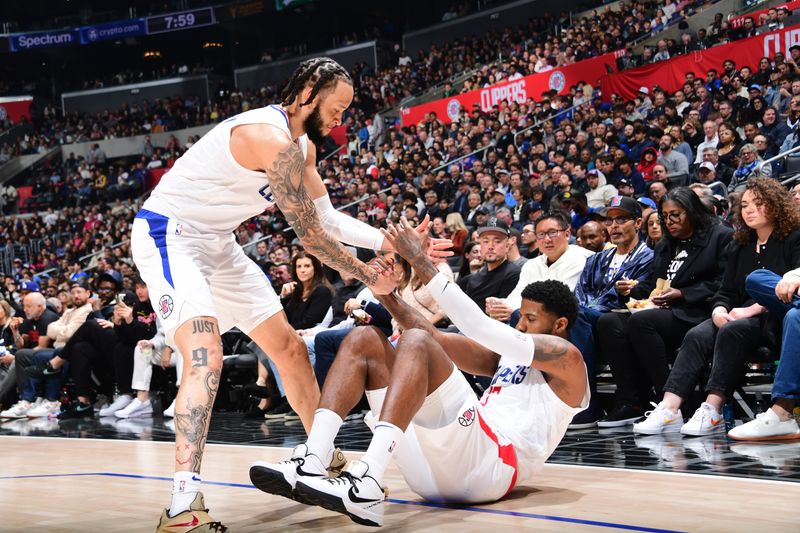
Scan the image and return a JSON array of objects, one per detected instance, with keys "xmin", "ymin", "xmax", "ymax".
[{"xmin": 145, "ymin": 7, "xmax": 216, "ymax": 35}]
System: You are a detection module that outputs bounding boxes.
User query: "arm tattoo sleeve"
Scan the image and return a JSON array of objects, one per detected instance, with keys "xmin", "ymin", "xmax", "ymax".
[{"xmin": 267, "ymin": 142, "xmax": 378, "ymax": 285}]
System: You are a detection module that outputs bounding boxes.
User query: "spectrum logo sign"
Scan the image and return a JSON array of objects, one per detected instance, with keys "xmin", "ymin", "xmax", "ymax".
[{"xmin": 9, "ymin": 30, "xmax": 80, "ymax": 52}]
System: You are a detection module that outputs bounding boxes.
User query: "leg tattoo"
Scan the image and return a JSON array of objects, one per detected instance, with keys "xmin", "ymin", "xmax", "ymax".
[{"xmin": 174, "ymin": 370, "xmax": 220, "ymax": 472}]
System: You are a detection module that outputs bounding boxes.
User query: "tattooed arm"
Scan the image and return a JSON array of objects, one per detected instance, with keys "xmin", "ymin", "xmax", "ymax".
[{"xmin": 247, "ymin": 128, "xmax": 393, "ymax": 292}]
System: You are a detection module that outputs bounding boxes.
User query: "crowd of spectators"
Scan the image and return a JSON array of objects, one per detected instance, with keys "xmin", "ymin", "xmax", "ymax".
[{"xmin": 0, "ymin": 0, "xmax": 799, "ymax": 443}]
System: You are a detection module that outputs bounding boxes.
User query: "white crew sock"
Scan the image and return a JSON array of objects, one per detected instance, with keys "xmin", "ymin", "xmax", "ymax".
[
  {"xmin": 169, "ymin": 471, "xmax": 201, "ymax": 517},
  {"xmin": 305, "ymin": 408, "xmax": 342, "ymax": 465},
  {"xmin": 361, "ymin": 421, "xmax": 403, "ymax": 483}
]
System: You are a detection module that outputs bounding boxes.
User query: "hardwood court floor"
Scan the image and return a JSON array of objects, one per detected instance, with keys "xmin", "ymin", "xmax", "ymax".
[{"xmin": 1, "ymin": 435, "xmax": 798, "ymax": 533}]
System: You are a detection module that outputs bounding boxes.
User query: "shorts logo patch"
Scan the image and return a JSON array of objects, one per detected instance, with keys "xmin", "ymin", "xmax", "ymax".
[
  {"xmin": 175, "ymin": 223, "xmax": 183, "ymax": 235},
  {"xmin": 159, "ymin": 295, "xmax": 174, "ymax": 319},
  {"xmin": 458, "ymin": 407, "xmax": 476, "ymax": 427}
]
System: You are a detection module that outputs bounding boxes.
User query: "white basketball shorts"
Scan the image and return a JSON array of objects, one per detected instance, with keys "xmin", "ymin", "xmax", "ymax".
[
  {"xmin": 131, "ymin": 208, "xmax": 283, "ymax": 346},
  {"xmin": 365, "ymin": 364, "xmax": 518, "ymax": 504}
]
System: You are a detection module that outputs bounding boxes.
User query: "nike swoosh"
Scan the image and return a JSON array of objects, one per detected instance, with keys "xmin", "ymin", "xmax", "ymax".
[
  {"xmin": 662, "ymin": 418, "xmax": 674, "ymax": 424},
  {"xmin": 169, "ymin": 515, "xmax": 199, "ymax": 528},
  {"xmin": 709, "ymin": 418, "xmax": 723, "ymax": 426},
  {"xmin": 348, "ymin": 483, "xmax": 381, "ymax": 504},
  {"xmin": 76, "ymin": 405, "xmax": 90, "ymax": 412},
  {"xmin": 295, "ymin": 462, "xmax": 324, "ymax": 478}
]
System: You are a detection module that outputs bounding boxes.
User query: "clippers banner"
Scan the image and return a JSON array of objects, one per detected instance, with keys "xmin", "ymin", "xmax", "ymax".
[
  {"xmin": 601, "ymin": 25, "xmax": 800, "ymax": 102},
  {"xmin": 401, "ymin": 51, "xmax": 621, "ymax": 126}
]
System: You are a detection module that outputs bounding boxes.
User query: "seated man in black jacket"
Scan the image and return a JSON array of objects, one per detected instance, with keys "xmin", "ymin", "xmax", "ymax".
[
  {"xmin": 97, "ymin": 276, "xmax": 159, "ymax": 418},
  {"xmin": 458, "ymin": 218, "xmax": 521, "ymax": 317},
  {"xmin": 27, "ymin": 272, "xmax": 121, "ymax": 419}
]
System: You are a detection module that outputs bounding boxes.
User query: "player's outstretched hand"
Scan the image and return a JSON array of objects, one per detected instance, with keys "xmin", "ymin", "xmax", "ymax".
[
  {"xmin": 427, "ymin": 237, "xmax": 454, "ymax": 263},
  {"xmin": 382, "ymin": 217, "xmax": 427, "ymax": 262}
]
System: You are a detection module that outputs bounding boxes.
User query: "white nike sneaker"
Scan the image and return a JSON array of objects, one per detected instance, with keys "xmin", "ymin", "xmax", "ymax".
[
  {"xmin": 681, "ymin": 402, "xmax": 724, "ymax": 436},
  {"xmin": 295, "ymin": 459, "xmax": 385, "ymax": 527},
  {"xmin": 99, "ymin": 394, "xmax": 132, "ymax": 417},
  {"xmin": 249, "ymin": 444, "xmax": 328, "ymax": 501},
  {"xmin": 633, "ymin": 402, "xmax": 683, "ymax": 435},
  {"xmin": 114, "ymin": 398, "xmax": 153, "ymax": 418},
  {"xmin": 728, "ymin": 408, "xmax": 800, "ymax": 441},
  {"xmin": 26, "ymin": 399, "xmax": 61, "ymax": 418},
  {"xmin": 1, "ymin": 399, "xmax": 35, "ymax": 419},
  {"xmin": 163, "ymin": 398, "xmax": 176, "ymax": 418}
]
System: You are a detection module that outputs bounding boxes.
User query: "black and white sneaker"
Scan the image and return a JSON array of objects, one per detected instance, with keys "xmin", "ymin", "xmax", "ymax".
[
  {"xmin": 597, "ymin": 404, "xmax": 644, "ymax": 428},
  {"xmin": 249, "ymin": 444, "xmax": 327, "ymax": 500},
  {"xmin": 295, "ymin": 459, "xmax": 385, "ymax": 527}
]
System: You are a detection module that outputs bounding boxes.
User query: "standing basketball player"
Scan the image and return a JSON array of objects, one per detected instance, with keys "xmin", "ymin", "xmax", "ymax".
[
  {"xmin": 250, "ymin": 218, "xmax": 589, "ymax": 527},
  {"xmin": 132, "ymin": 58, "xmax": 403, "ymax": 532}
]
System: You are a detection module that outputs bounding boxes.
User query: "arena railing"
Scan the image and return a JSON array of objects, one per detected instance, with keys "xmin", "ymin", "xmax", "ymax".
[{"xmin": 758, "ymin": 144, "xmax": 800, "ymax": 175}]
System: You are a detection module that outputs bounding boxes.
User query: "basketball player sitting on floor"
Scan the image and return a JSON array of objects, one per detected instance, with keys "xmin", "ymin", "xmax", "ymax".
[{"xmin": 249, "ymin": 217, "xmax": 589, "ymax": 527}]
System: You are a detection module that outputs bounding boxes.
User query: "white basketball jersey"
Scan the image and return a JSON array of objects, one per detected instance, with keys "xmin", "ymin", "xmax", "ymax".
[
  {"xmin": 478, "ymin": 357, "xmax": 589, "ymax": 483},
  {"xmin": 144, "ymin": 105, "xmax": 309, "ymax": 234}
]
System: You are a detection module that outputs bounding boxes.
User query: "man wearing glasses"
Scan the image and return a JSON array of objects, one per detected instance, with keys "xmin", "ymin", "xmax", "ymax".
[
  {"xmin": 571, "ymin": 196, "xmax": 654, "ymax": 427},
  {"xmin": 489, "ymin": 212, "xmax": 594, "ymax": 323}
]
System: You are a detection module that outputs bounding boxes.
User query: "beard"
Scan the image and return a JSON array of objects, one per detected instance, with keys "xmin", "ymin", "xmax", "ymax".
[{"xmin": 304, "ymin": 104, "xmax": 328, "ymax": 146}]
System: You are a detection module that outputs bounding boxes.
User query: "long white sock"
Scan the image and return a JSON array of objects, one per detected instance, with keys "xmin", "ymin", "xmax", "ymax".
[
  {"xmin": 361, "ymin": 421, "xmax": 403, "ymax": 484},
  {"xmin": 305, "ymin": 408, "xmax": 342, "ymax": 465},
  {"xmin": 169, "ymin": 471, "xmax": 201, "ymax": 517}
]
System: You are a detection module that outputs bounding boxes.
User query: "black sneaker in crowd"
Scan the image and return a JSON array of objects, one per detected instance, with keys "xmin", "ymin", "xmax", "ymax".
[
  {"xmin": 264, "ymin": 398, "xmax": 292, "ymax": 420},
  {"xmin": 243, "ymin": 404, "xmax": 270, "ymax": 420},
  {"xmin": 57, "ymin": 400, "xmax": 94, "ymax": 420},
  {"xmin": 243, "ymin": 382, "xmax": 272, "ymax": 399},
  {"xmin": 25, "ymin": 361, "xmax": 62, "ymax": 379},
  {"xmin": 597, "ymin": 404, "xmax": 644, "ymax": 428},
  {"xmin": 568, "ymin": 408, "xmax": 602, "ymax": 430},
  {"xmin": 284, "ymin": 409, "xmax": 301, "ymax": 421}
]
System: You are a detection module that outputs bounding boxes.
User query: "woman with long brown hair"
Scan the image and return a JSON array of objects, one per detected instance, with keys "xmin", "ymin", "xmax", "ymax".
[
  {"xmin": 633, "ymin": 177, "xmax": 800, "ymax": 436},
  {"xmin": 253, "ymin": 251, "xmax": 334, "ymax": 420}
]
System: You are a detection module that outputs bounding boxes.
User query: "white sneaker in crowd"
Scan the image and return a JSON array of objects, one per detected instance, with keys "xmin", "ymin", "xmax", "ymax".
[
  {"xmin": 681, "ymin": 402, "xmax": 725, "ymax": 436},
  {"xmin": 26, "ymin": 399, "xmax": 62, "ymax": 418},
  {"xmin": 1, "ymin": 399, "xmax": 37, "ymax": 419},
  {"xmin": 633, "ymin": 401, "xmax": 683, "ymax": 435},
  {"xmin": 163, "ymin": 398, "xmax": 176, "ymax": 418},
  {"xmin": 99, "ymin": 394, "xmax": 133, "ymax": 417},
  {"xmin": 728, "ymin": 408, "xmax": 800, "ymax": 441},
  {"xmin": 114, "ymin": 398, "xmax": 153, "ymax": 419}
]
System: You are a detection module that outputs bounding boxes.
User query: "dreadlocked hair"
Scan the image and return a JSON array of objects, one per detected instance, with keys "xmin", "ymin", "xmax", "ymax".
[{"xmin": 280, "ymin": 57, "xmax": 352, "ymax": 107}]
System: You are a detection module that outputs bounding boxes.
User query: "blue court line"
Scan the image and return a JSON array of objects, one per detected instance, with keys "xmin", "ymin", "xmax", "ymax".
[{"xmin": 0, "ymin": 472, "xmax": 686, "ymax": 533}]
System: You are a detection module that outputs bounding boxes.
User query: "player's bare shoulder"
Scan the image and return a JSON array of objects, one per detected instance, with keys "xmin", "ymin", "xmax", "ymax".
[{"xmin": 230, "ymin": 123, "xmax": 296, "ymax": 172}]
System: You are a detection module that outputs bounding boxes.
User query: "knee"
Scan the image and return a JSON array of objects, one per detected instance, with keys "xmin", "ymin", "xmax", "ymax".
[
  {"xmin": 395, "ymin": 328, "xmax": 435, "ymax": 355},
  {"xmin": 341, "ymin": 326, "xmax": 386, "ymax": 353},
  {"xmin": 745, "ymin": 269, "xmax": 777, "ymax": 294}
]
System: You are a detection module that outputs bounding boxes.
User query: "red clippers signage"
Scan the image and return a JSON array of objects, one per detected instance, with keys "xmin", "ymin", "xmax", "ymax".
[
  {"xmin": 728, "ymin": 1, "xmax": 800, "ymax": 29},
  {"xmin": 401, "ymin": 51, "xmax": 620, "ymax": 126},
  {"xmin": 601, "ymin": 25, "xmax": 800, "ymax": 102}
]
